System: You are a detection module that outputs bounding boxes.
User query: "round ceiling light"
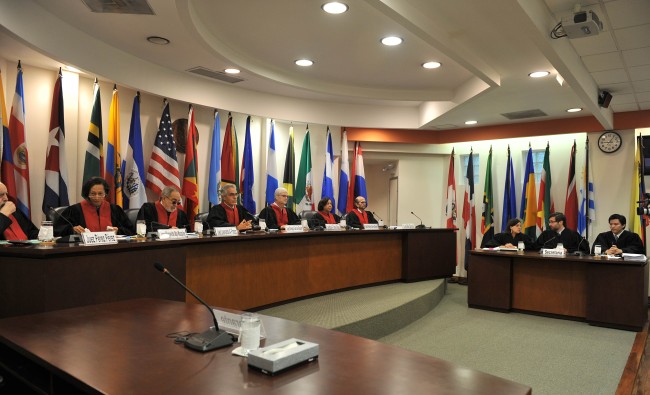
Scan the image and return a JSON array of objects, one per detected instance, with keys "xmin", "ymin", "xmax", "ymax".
[
  {"xmin": 528, "ymin": 71, "xmax": 550, "ymax": 78},
  {"xmin": 465, "ymin": 120, "xmax": 478, "ymax": 125},
  {"xmin": 566, "ymin": 108, "xmax": 582, "ymax": 113},
  {"xmin": 381, "ymin": 36, "xmax": 403, "ymax": 46},
  {"xmin": 322, "ymin": 2, "xmax": 348, "ymax": 14},
  {"xmin": 295, "ymin": 59, "xmax": 314, "ymax": 67},
  {"xmin": 146, "ymin": 36, "xmax": 170, "ymax": 45},
  {"xmin": 422, "ymin": 61, "xmax": 441, "ymax": 69},
  {"xmin": 224, "ymin": 68, "xmax": 241, "ymax": 74}
]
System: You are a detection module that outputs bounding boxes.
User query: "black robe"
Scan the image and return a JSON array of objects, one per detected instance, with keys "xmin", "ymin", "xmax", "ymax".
[
  {"xmin": 137, "ymin": 202, "xmax": 190, "ymax": 232},
  {"xmin": 592, "ymin": 230, "xmax": 644, "ymax": 254},
  {"xmin": 535, "ymin": 228, "xmax": 589, "ymax": 254},
  {"xmin": 258, "ymin": 206, "xmax": 300, "ymax": 229},
  {"xmin": 345, "ymin": 210, "xmax": 378, "ymax": 229},
  {"xmin": 54, "ymin": 203, "xmax": 135, "ymax": 236},
  {"xmin": 313, "ymin": 212, "xmax": 341, "ymax": 226},
  {"xmin": 484, "ymin": 232, "xmax": 535, "ymax": 250},
  {"xmin": 0, "ymin": 209, "xmax": 39, "ymax": 240},
  {"xmin": 206, "ymin": 204, "xmax": 255, "ymax": 227}
]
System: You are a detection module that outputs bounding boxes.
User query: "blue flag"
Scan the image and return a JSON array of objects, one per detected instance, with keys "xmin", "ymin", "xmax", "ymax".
[
  {"xmin": 208, "ymin": 111, "xmax": 221, "ymax": 206},
  {"xmin": 265, "ymin": 121, "xmax": 279, "ymax": 205},
  {"xmin": 121, "ymin": 93, "xmax": 146, "ymax": 209},
  {"xmin": 501, "ymin": 146, "xmax": 517, "ymax": 231},
  {"xmin": 240, "ymin": 116, "xmax": 256, "ymax": 213},
  {"xmin": 321, "ymin": 128, "xmax": 335, "ymax": 208}
]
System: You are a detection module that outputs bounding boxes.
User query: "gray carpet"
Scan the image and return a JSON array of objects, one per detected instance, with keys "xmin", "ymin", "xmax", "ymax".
[{"xmin": 261, "ymin": 282, "xmax": 635, "ymax": 395}]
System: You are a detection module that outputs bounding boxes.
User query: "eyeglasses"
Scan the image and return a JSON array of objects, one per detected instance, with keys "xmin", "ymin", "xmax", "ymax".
[
  {"xmin": 164, "ymin": 196, "xmax": 182, "ymax": 205},
  {"xmin": 226, "ymin": 193, "xmax": 240, "ymax": 197},
  {"xmin": 278, "ymin": 194, "xmax": 289, "ymax": 198},
  {"xmin": 88, "ymin": 193, "xmax": 106, "ymax": 197},
  {"xmin": 548, "ymin": 219, "xmax": 557, "ymax": 223},
  {"xmin": 0, "ymin": 192, "xmax": 7, "ymax": 198}
]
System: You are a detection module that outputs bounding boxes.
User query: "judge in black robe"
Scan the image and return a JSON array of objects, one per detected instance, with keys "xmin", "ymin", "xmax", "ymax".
[
  {"xmin": 313, "ymin": 197, "xmax": 341, "ymax": 226},
  {"xmin": 535, "ymin": 212, "xmax": 589, "ymax": 254},
  {"xmin": 592, "ymin": 214, "xmax": 644, "ymax": 254},
  {"xmin": 0, "ymin": 182, "xmax": 39, "ymax": 240},
  {"xmin": 54, "ymin": 177, "xmax": 134, "ymax": 236},
  {"xmin": 137, "ymin": 186, "xmax": 190, "ymax": 232},
  {"xmin": 258, "ymin": 187, "xmax": 300, "ymax": 230},
  {"xmin": 484, "ymin": 218, "xmax": 535, "ymax": 250},
  {"xmin": 345, "ymin": 196, "xmax": 378, "ymax": 229},
  {"xmin": 206, "ymin": 184, "xmax": 256, "ymax": 231}
]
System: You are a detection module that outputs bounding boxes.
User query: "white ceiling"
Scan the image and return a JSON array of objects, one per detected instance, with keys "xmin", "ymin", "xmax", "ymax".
[{"xmin": 0, "ymin": 0, "xmax": 648, "ymax": 131}]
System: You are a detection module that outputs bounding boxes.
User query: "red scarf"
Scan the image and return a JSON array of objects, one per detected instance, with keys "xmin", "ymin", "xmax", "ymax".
[
  {"xmin": 3, "ymin": 214, "xmax": 28, "ymax": 240},
  {"xmin": 220, "ymin": 202, "xmax": 240, "ymax": 225},
  {"xmin": 155, "ymin": 200, "xmax": 178, "ymax": 227},
  {"xmin": 81, "ymin": 200, "xmax": 113, "ymax": 232},
  {"xmin": 318, "ymin": 210, "xmax": 336, "ymax": 224},
  {"xmin": 355, "ymin": 209, "xmax": 369, "ymax": 225},
  {"xmin": 271, "ymin": 204, "xmax": 288, "ymax": 227}
]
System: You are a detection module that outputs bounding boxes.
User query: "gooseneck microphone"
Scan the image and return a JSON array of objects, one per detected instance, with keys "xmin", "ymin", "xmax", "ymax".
[
  {"xmin": 540, "ymin": 235, "xmax": 557, "ymax": 251},
  {"xmin": 410, "ymin": 211, "xmax": 426, "ymax": 229},
  {"xmin": 153, "ymin": 262, "xmax": 233, "ymax": 352},
  {"xmin": 574, "ymin": 236, "xmax": 588, "ymax": 256},
  {"xmin": 47, "ymin": 206, "xmax": 81, "ymax": 243}
]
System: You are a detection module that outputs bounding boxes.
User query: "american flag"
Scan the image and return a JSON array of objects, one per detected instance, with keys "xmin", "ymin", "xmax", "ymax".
[{"xmin": 146, "ymin": 101, "xmax": 180, "ymax": 195}]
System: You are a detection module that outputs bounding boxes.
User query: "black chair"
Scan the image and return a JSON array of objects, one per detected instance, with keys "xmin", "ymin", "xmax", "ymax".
[
  {"xmin": 125, "ymin": 208, "xmax": 140, "ymax": 229},
  {"xmin": 300, "ymin": 210, "xmax": 317, "ymax": 220},
  {"xmin": 196, "ymin": 212, "xmax": 209, "ymax": 230},
  {"xmin": 47, "ymin": 206, "xmax": 68, "ymax": 222},
  {"xmin": 300, "ymin": 210, "xmax": 323, "ymax": 229}
]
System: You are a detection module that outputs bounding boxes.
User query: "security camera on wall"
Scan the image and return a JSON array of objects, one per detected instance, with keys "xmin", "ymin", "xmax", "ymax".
[{"xmin": 598, "ymin": 91, "xmax": 612, "ymax": 108}]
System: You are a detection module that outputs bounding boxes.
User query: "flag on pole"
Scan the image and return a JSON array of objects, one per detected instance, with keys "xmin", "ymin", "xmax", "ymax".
[
  {"xmin": 0, "ymin": 68, "xmax": 6, "ymax": 167},
  {"xmin": 283, "ymin": 126, "xmax": 296, "ymax": 211},
  {"xmin": 221, "ymin": 113, "xmax": 237, "ymax": 184},
  {"xmin": 321, "ymin": 127, "xmax": 335, "ymax": 207},
  {"xmin": 265, "ymin": 120, "xmax": 279, "ymax": 206},
  {"xmin": 1, "ymin": 61, "xmax": 30, "ymax": 218},
  {"xmin": 444, "ymin": 149, "xmax": 457, "ymax": 228},
  {"xmin": 501, "ymin": 146, "xmax": 517, "ymax": 232},
  {"xmin": 480, "ymin": 146, "xmax": 494, "ymax": 247},
  {"xmin": 337, "ymin": 130, "xmax": 349, "ymax": 215},
  {"xmin": 536, "ymin": 143, "xmax": 553, "ymax": 231},
  {"xmin": 296, "ymin": 127, "xmax": 313, "ymax": 212},
  {"xmin": 520, "ymin": 146, "xmax": 538, "ymax": 238},
  {"xmin": 565, "ymin": 141, "xmax": 578, "ymax": 230},
  {"xmin": 182, "ymin": 105, "xmax": 199, "ymax": 228},
  {"xmin": 578, "ymin": 137, "xmax": 595, "ymax": 238},
  {"xmin": 630, "ymin": 135, "xmax": 648, "ymax": 244},
  {"xmin": 240, "ymin": 116, "xmax": 256, "ymax": 214},
  {"xmin": 146, "ymin": 100, "xmax": 180, "ymax": 196},
  {"xmin": 42, "ymin": 68, "xmax": 69, "ymax": 214},
  {"xmin": 121, "ymin": 92, "xmax": 146, "ymax": 209},
  {"xmin": 105, "ymin": 85, "xmax": 122, "ymax": 207},
  {"xmin": 207, "ymin": 111, "xmax": 221, "ymax": 206},
  {"xmin": 82, "ymin": 79, "xmax": 104, "ymax": 183},
  {"xmin": 462, "ymin": 150, "xmax": 476, "ymax": 270},
  {"xmin": 353, "ymin": 142, "xmax": 367, "ymax": 202}
]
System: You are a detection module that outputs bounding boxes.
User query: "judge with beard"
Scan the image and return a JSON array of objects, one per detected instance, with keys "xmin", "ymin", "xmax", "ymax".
[
  {"xmin": 345, "ymin": 196, "xmax": 378, "ymax": 229},
  {"xmin": 0, "ymin": 181, "xmax": 39, "ymax": 240},
  {"xmin": 206, "ymin": 183, "xmax": 256, "ymax": 231},
  {"xmin": 54, "ymin": 177, "xmax": 134, "ymax": 236},
  {"xmin": 137, "ymin": 186, "xmax": 190, "ymax": 232}
]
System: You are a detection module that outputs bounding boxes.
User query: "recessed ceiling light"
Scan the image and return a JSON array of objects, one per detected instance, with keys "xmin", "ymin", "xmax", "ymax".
[
  {"xmin": 146, "ymin": 36, "xmax": 170, "ymax": 45},
  {"xmin": 566, "ymin": 108, "xmax": 582, "ymax": 113},
  {"xmin": 422, "ymin": 61, "xmax": 441, "ymax": 69},
  {"xmin": 322, "ymin": 2, "xmax": 348, "ymax": 14},
  {"xmin": 381, "ymin": 36, "xmax": 403, "ymax": 46},
  {"xmin": 64, "ymin": 65, "xmax": 81, "ymax": 73},
  {"xmin": 295, "ymin": 59, "xmax": 314, "ymax": 67},
  {"xmin": 465, "ymin": 120, "xmax": 478, "ymax": 125},
  {"xmin": 528, "ymin": 71, "xmax": 550, "ymax": 78},
  {"xmin": 224, "ymin": 68, "xmax": 240, "ymax": 74}
]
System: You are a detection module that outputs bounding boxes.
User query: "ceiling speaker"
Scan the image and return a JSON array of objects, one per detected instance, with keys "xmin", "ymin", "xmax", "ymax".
[{"xmin": 598, "ymin": 91, "xmax": 612, "ymax": 108}]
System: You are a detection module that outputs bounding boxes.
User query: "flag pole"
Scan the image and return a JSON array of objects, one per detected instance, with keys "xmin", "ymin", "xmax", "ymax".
[{"xmin": 585, "ymin": 136, "xmax": 590, "ymax": 241}]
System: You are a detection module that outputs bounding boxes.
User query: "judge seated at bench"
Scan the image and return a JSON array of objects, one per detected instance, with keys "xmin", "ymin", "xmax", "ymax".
[
  {"xmin": 0, "ymin": 181, "xmax": 39, "ymax": 240},
  {"xmin": 137, "ymin": 186, "xmax": 189, "ymax": 232},
  {"xmin": 206, "ymin": 183, "xmax": 255, "ymax": 231},
  {"xmin": 313, "ymin": 197, "xmax": 340, "ymax": 226},
  {"xmin": 592, "ymin": 214, "xmax": 644, "ymax": 255},
  {"xmin": 535, "ymin": 212, "xmax": 589, "ymax": 254},
  {"xmin": 345, "ymin": 196, "xmax": 378, "ymax": 229},
  {"xmin": 54, "ymin": 177, "xmax": 134, "ymax": 236},
  {"xmin": 483, "ymin": 218, "xmax": 535, "ymax": 250},
  {"xmin": 258, "ymin": 187, "xmax": 300, "ymax": 230}
]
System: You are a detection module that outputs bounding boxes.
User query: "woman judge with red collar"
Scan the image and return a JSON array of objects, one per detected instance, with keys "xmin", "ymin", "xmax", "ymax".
[
  {"xmin": 313, "ymin": 197, "xmax": 340, "ymax": 225},
  {"xmin": 0, "ymin": 181, "xmax": 39, "ymax": 240},
  {"xmin": 54, "ymin": 177, "xmax": 134, "ymax": 236}
]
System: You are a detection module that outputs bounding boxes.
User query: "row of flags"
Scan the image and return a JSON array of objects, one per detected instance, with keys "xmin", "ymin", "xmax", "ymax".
[
  {"xmin": 445, "ymin": 142, "xmax": 598, "ymax": 273},
  {"xmin": 0, "ymin": 63, "xmax": 369, "ymax": 228}
]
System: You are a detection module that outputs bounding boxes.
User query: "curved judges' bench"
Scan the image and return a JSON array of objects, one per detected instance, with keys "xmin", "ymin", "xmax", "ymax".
[{"xmin": 0, "ymin": 228, "xmax": 456, "ymax": 318}]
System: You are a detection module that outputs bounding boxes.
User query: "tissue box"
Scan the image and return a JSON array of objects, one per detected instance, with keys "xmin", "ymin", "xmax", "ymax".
[{"xmin": 247, "ymin": 338, "xmax": 319, "ymax": 375}]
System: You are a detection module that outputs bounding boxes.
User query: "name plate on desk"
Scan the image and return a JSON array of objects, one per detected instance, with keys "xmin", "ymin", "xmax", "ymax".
[
  {"xmin": 81, "ymin": 231, "xmax": 118, "ymax": 245},
  {"xmin": 325, "ymin": 224, "xmax": 342, "ymax": 231},
  {"xmin": 541, "ymin": 248, "xmax": 565, "ymax": 256},
  {"xmin": 363, "ymin": 223, "xmax": 379, "ymax": 230},
  {"xmin": 401, "ymin": 223, "xmax": 416, "ymax": 229},
  {"xmin": 283, "ymin": 225, "xmax": 304, "ymax": 233},
  {"xmin": 157, "ymin": 228, "xmax": 187, "ymax": 240},
  {"xmin": 214, "ymin": 227, "xmax": 239, "ymax": 237}
]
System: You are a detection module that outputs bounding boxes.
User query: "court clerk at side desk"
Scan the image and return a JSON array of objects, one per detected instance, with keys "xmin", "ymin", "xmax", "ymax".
[
  {"xmin": 535, "ymin": 212, "xmax": 590, "ymax": 254},
  {"xmin": 592, "ymin": 213, "xmax": 644, "ymax": 255},
  {"xmin": 483, "ymin": 218, "xmax": 535, "ymax": 250}
]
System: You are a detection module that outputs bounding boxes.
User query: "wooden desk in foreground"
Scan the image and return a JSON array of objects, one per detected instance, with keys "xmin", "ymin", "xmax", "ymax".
[
  {"xmin": 0, "ymin": 298, "xmax": 531, "ymax": 395},
  {"xmin": 0, "ymin": 228, "xmax": 456, "ymax": 318},
  {"xmin": 468, "ymin": 250, "xmax": 648, "ymax": 331}
]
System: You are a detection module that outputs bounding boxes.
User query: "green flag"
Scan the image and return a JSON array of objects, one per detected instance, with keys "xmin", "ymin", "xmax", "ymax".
[
  {"xmin": 480, "ymin": 146, "xmax": 494, "ymax": 247},
  {"xmin": 295, "ymin": 128, "xmax": 313, "ymax": 212},
  {"xmin": 282, "ymin": 126, "xmax": 296, "ymax": 211},
  {"xmin": 83, "ymin": 80, "xmax": 104, "ymax": 183},
  {"xmin": 537, "ymin": 143, "xmax": 553, "ymax": 230}
]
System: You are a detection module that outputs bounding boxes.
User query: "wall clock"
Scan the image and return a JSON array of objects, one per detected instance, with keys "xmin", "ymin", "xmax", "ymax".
[{"xmin": 598, "ymin": 131, "xmax": 621, "ymax": 153}]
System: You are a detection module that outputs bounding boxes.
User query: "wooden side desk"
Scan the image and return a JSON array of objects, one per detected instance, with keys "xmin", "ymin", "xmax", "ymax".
[
  {"xmin": 0, "ymin": 298, "xmax": 531, "ymax": 395},
  {"xmin": 468, "ymin": 250, "xmax": 648, "ymax": 331},
  {"xmin": 0, "ymin": 228, "xmax": 456, "ymax": 318}
]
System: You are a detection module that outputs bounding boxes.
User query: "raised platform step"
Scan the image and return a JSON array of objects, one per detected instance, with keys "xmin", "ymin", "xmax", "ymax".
[{"xmin": 258, "ymin": 279, "xmax": 447, "ymax": 340}]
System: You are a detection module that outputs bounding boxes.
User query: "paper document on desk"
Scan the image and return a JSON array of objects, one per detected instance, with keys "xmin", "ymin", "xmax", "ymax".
[{"xmin": 622, "ymin": 253, "xmax": 647, "ymax": 262}]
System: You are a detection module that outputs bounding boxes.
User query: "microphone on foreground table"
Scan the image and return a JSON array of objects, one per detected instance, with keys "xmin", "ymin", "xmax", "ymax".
[
  {"xmin": 153, "ymin": 262, "xmax": 234, "ymax": 352},
  {"xmin": 47, "ymin": 206, "xmax": 81, "ymax": 243},
  {"xmin": 410, "ymin": 211, "xmax": 426, "ymax": 229}
]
